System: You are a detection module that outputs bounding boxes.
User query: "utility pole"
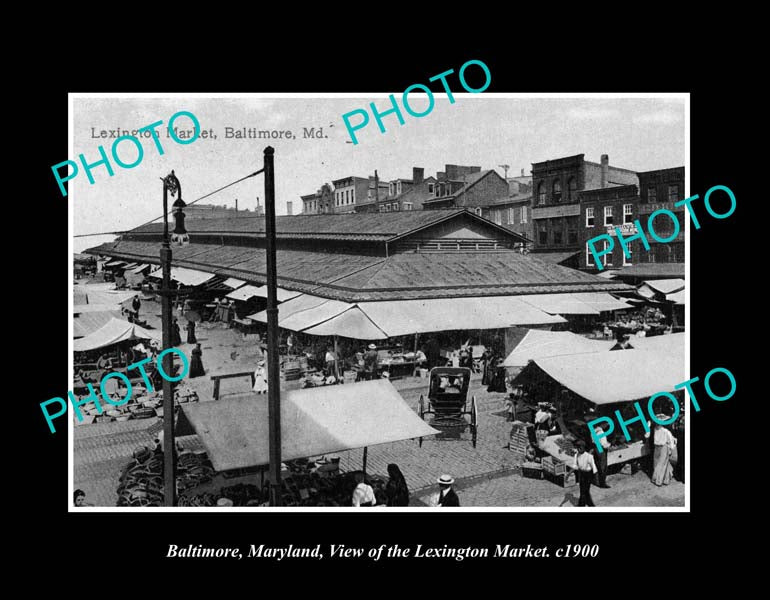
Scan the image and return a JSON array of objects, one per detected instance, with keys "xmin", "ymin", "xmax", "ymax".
[{"xmin": 498, "ymin": 164, "xmax": 510, "ymax": 180}]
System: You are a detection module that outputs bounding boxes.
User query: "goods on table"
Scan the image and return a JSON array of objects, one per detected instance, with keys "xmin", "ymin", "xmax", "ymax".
[
  {"xmin": 555, "ymin": 437, "xmax": 578, "ymax": 457},
  {"xmin": 73, "ymin": 387, "xmax": 198, "ymax": 425},
  {"xmin": 116, "ymin": 449, "xmax": 214, "ymax": 507}
]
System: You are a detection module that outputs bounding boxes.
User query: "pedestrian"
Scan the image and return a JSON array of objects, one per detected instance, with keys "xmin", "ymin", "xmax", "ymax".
[
  {"xmin": 287, "ymin": 332, "xmax": 296, "ymax": 355},
  {"xmin": 132, "ymin": 295, "xmax": 141, "ymax": 316},
  {"xmin": 171, "ymin": 317, "xmax": 182, "ymax": 347},
  {"xmin": 74, "ymin": 489, "xmax": 94, "ymax": 507},
  {"xmin": 363, "ymin": 343, "xmax": 379, "ymax": 380},
  {"xmin": 573, "ymin": 440, "xmax": 597, "ymax": 507},
  {"xmin": 351, "ymin": 471, "xmax": 375, "ymax": 507},
  {"xmin": 651, "ymin": 416, "xmax": 677, "ymax": 486},
  {"xmin": 435, "ymin": 474, "xmax": 460, "ymax": 507},
  {"xmin": 185, "ymin": 319, "xmax": 197, "ymax": 344},
  {"xmin": 189, "ymin": 343, "xmax": 205, "ymax": 378},
  {"xmin": 253, "ymin": 359, "xmax": 268, "ymax": 394},
  {"xmin": 325, "ymin": 345, "xmax": 337, "ymax": 375},
  {"xmin": 385, "ymin": 463, "xmax": 410, "ymax": 507},
  {"xmin": 593, "ymin": 425, "xmax": 611, "ymax": 488}
]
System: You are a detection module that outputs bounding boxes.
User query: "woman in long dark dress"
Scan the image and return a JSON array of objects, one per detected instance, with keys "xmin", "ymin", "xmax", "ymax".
[
  {"xmin": 171, "ymin": 318, "xmax": 182, "ymax": 347},
  {"xmin": 185, "ymin": 320, "xmax": 197, "ymax": 344},
  {"xmin": 189, "ymin": 343, "xmax": 205, "ymax": 378},
  {"xmin": 385, "ymin": 463, "xmax": 409, "ymax": 507}
]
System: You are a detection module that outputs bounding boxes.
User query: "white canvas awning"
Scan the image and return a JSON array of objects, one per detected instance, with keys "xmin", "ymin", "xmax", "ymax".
[
  {"xmin": 222, "ymin": 277, "xmax": 247, "ymax": 289},
  {"xmin": 533, "ymin": 347, "xmax": 685, "ymax": 405},
  {"xmin": 301, "ymin": 306, "xmax": 390, "ymax": 340},
  {"xmin": 503, "ymin": 329, "xmax": 615, "ymax": 367},
  {"xmin": 148, "ymin": 267, "xmax": 215, "ymax": 287},
  {"xmin": 226, "ymin": 284, "xmax": 263, "ymax": 301},
  {"xmin": 666, "ymin": 289, "xmax": 685, "ymax": 305},
  {"xmin": 251, "ymin": 286, "xmax": 303, "ymax": 302},
  {"xmin": 571, "ymin": 292, "xmax": 633, "ymax": 312},
  {"xmin": 178, "ymin": 379, "xmax": 440, "ymax": 471},
  {"xmin": 73, "ymin": 318, "xmax": 160, "ymax": 352},
  {"xmin": 518, "ymin": 293, "xmax": 599, "ymax": 315}
]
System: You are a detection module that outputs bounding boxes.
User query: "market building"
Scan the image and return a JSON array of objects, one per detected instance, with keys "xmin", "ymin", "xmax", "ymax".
[{"xmin": 422, "ymin": 165, "xmax": 509, "ymax": 213}]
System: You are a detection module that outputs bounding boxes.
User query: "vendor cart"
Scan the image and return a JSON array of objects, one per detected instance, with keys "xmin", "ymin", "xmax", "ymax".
[{"xmin": 418, "ymin": 367, "xmax": 478, "ymax": 448}]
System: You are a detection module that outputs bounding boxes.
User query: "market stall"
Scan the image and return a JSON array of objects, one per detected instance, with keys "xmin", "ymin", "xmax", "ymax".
[
  {"xmin": 174, "ymin": 379, "xmax": 439, "ymax": 506},
  {"xmin": 511, "ymin": 334, "xmax": 685, "ymax": 468}
]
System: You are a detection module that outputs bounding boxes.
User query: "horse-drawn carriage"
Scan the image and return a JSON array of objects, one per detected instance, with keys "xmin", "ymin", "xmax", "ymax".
[{"xmin": 418, "ymin": 367, "xmax": 478, "ymax": 448}]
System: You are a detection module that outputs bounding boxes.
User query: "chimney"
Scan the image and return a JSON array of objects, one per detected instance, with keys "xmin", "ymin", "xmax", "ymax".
[
  {"xmin": 412, "ymin": 167, "xmax": 424, "ymax": 184},
  {"xmin": 286, "ymin": 201, "xmax": 293, "ymax": 216},
  {"xmin": 600, "ymin": 154, "xmax": 609, "ymax": 188},
  {"xmin": 521, "ymin": 168, "xmax": 525, "ymax": 177},
  {"xmin": 375, "ymin": 170, "xmax": 379, "ymax": 203}
]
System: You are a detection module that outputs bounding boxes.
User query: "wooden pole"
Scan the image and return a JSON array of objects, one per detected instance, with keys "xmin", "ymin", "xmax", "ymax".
[
  {"xmin": 362, "ymin": 446, "xmax": 368, "ymax": 476},
  {"xmin": 264, "ymin": 146, "xmax": 282, "ymax": 507}
]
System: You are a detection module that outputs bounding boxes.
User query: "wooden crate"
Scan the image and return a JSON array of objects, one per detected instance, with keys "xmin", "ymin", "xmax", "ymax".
[{"xmin": 521, "ymin": 462, "xmax": 543, "ymax": 480}]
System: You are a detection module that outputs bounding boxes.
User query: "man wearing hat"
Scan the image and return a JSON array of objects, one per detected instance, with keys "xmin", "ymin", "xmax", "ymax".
[
  {"xmin": 436, "ymin": 474, "xmax": 460, "ymax": 507},
  {"xmin": 573, "ymin": 440, "xmax": 598, "ymax": 507},
  {"xmin": 363, "ymin": 343, "xmax": 379, "ymax": 380}
]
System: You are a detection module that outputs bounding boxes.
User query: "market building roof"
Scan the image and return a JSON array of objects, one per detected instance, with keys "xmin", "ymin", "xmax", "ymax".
[{"xmin": 86, "ymin": 209, "xmax": 632, "ymax": 302}]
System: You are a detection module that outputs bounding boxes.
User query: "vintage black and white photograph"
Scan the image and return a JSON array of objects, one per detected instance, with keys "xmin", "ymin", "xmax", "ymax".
[{"xmin": 70, "ymin": 94, "xmax": 687, "ymax": 510}]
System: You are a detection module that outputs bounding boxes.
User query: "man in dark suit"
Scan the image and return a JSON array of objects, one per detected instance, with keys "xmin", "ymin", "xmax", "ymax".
[{"xmin": 436, "ymin": 474, "xmax": 460, "ymax": 507}]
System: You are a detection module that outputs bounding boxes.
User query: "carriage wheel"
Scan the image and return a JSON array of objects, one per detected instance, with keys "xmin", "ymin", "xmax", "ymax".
[
  {"xmin": 418, "ymin": 394, "xmax": 425, "ymax": 447},
  {"xmin": 470, "ymin": 395, "xmax": 478, "ymax": 448}
]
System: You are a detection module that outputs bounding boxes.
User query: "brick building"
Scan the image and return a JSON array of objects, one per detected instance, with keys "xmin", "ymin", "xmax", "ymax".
[
  {"xmin": 332, "ymin": 176, "xmax": 370, "ymax": 214},
  {"xmin": 580, "ymin": 166, "xmax": 685, "ymax": 273},
  {"xmin": 530, "ymin": 154, "xmax": 638, "ymax": 262},
  {"xmin": 422, "ymin": 165, "xmax": 509, "ymax": 212}
]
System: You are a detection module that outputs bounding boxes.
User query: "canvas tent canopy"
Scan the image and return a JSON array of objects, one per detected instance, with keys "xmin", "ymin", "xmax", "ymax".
[
  {"xmin": 503, "ymin": 329, "xmax": 615, "ymax": 367},
  {"xmin": 73, "ymin": 317, "xmax": 160, "ymax": 352},
  {"xmin": 148, "ymin": 267, "xmax": 215, "ymax": 287},
  {"xmin": 225, "ymin": 284, "xmax": 263, "ymax": 301},
  {"xmin": 178, "ymin": 379, "xmax": 439, "ymax": 471},
  {"xmin": 248, "ymin": 293, "xmax": 567, "ymax": 338},
  {"xmin": 530, "ymin": 335, "xmax": 685, "ymax": 405},
  {"xmin": 73, "ymin": 287, "xmax": 136, "ymax": 306}
]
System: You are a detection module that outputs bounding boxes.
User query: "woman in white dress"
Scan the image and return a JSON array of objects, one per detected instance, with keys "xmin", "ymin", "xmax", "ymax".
[
  {"xmin": 651, "ymin": 416, "xmax": 677, "ymax": 486},
  {"xmin": 252, "ymin": 359, "xmax": 269, "ymax": 394}
]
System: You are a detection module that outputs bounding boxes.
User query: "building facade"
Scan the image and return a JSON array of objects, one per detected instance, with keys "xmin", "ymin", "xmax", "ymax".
[
  {"xmin": 580, "ymin": 166, "xmax": 685, "ymax": 272},
  {"xmin": 423, "ymin": 165, "xmax": 509, "ymax": 213},
  {"xmin": 332, "ymin": 176, "xmax": 370, "ymax": 214},
  {"xmin": 530, "ymin": 154, "xmax": 639, "ymax": 260}
]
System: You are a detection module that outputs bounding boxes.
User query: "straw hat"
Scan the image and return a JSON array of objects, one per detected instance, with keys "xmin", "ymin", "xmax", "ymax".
[
  {"xmin": 655, "ymin": 413, "xmax": 670, "ymax": 422},
  {"xmin": 437, "ymin": 474, "xmax": 454, "ymax": 486},
  {"xmin": 217, "ymin": 497, "xmax": 234, "ymax": 507},
  {"xmin": 368, "ymin": 343, "xmax": 376, "ymax": 350}
]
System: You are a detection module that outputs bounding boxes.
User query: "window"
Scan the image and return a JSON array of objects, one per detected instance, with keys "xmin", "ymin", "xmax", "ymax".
[
  {"xmin": 351, "ymin": 189, "xmax": 355, "ymax": 203},
  {"xmin": 508, "ymin": 208, "xmax": 515, "ymax": 224},
  {"xmin": 567, "ymin": 177, "xmax": 577, "ymax": 201},
  {"xmin": 553, "ymin": 179, "xmax": 562, "ymax": 203},
  {"xmin": 648, "ymin": 186, "xmax": 657, "ymax": 202},
  {"xmin": 668, "ymin": 184, "xmax": 679, "ymax": 202},
  {"xmin": 403, "ymin": 202, "xmax": 413, "ymax": 211},
  {"xmin": 586, "ymin": 242, "xmax": 595, "ymax": 266},
  {"xmin": 397, "ymin": 182, "xmax": 402, "ymax": 195},
  {"xmin": 586, "ymin": 207, "xmax": 595, "ymax": 227},
  {"xmin": 521, "ymin": 206, "xmax": 528, "ymax": 223},
  {"xmin": 603, "ymin": 240, "xmax": 613, "ymax": 267},
  {"xmin": 553, "ymin": 230, "xmax": 563, "ymax": 245},
  {"xmin": 435, "ymin": 186, "xmax": 440, "ymax": 197},
  {"xmin": 623, "ymin": 242, "xmax": 632, "ymax": 266},
  {"xmin": 392, "ymin": 202, "xmax": 399, "ymax": 211},
  {"xmin": 623, "ymin": 203, "xmax": 633, "ymax": 224},
  {"xmin": 604, "ymin": 206, "xmax": 613, "ymax": 226},
  {"xmin": 383, "ymin": 204, "xmax": 390, "ymax": 212},
  {"xmin": 494, "ymin": 210, "xmax": 502, "ymax": 225},
  {"xmin": 474, "ymin": 207, "xmax": 482, "ymax": 216},
  {"xmin": 538, "ymin": 182, "xmax": 546, "ymax": 205},
  {"xmin": 428, "ymin": 183, "xmax": 434, "ymax": 194},
  {"xmin": 538, "ymin": 224, "xmax": 548, "ymax": 245}
]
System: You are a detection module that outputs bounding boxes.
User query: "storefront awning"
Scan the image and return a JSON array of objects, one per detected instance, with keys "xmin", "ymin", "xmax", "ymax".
[
  {"xmin": 642, "ymin": 279, "xmax": 685, "ymax": 294},
  {"xmin": 222, "ymin": 277, "xmax": 247, "ymax": 289},
  {"xmin": 225, "ymin": 284, "xmax": 263, "ymax": 301},
  {"xmin": 73, "ymin": 287, "xmax": 136, "ymax": 306},
  {"xmin": 148, "ymin": 267, "xmax": 216, "ymax": 287},
  {"xmin": 503, "ymin": 329, "xmax": 614, "ymax": 367},
  {"xmin": 178, "ymin": 380, "xmax": 440, "ymax": 471},
  {"xmin": 666, "ymin": 289, "xmax": 685, "ymax": 305},
  {"xmin": 571, "ymin": 292, "xmax": 632, "ymax": 312},
  {"xmin": 129, "ymin": 263, "xmax": 150, "ymax": 274},
  {"xmin": 252, "ymin": 286, "xmax": 302, "ymax": 302},
  {"xmin": 73, "ymin": 317, "xmax": 160, "ymax": 352},
  {"xmin": 301, "ymin": 306, "xmax": 390, "ymax": 340},
  {"xmin": 532, "ymin": 339, "xmax": 685, "ymax": 405},
  {"xmin": 518, "ymin": 293, "xmax": 599, "ymax": 315},
  {"xmin": 104, "ymin": 260, "xmax": 127, "ymax": 267}
]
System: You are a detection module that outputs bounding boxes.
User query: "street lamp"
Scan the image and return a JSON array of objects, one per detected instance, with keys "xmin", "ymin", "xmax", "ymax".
[{"xmin": 160, "ymin": 170, "xmax": 187, "ymax": 507}]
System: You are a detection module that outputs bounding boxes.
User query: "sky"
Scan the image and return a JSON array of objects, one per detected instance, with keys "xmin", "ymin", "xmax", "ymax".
[{"xmin": 71, "ymin": 95, "xmax": 686, "ymax": 252}]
